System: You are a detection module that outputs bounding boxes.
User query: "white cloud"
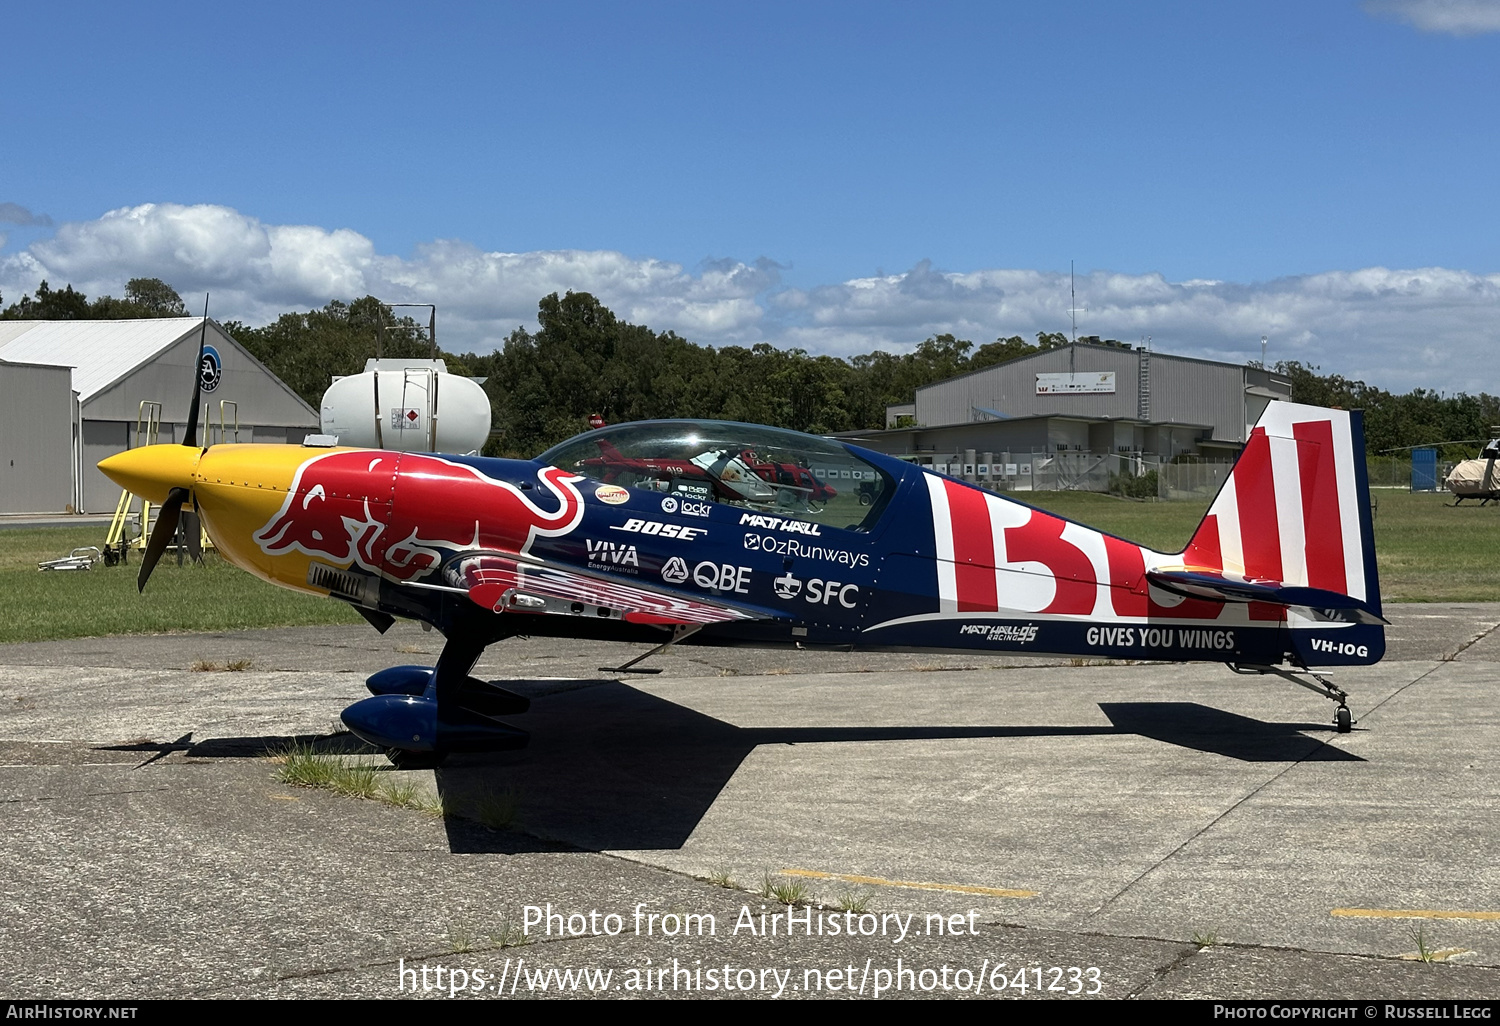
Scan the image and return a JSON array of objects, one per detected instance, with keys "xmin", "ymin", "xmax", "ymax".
[
  {"xmin": 1364, "ymin": 0, "xmax": 1500, "ymax": 35},
  {"xmin": 3, "ymin": 202, "xmax": 1498, "ymax": 396},
  {"xmin": 775, "ymin": 265, "xmax": 1500, "ymax": 394}
]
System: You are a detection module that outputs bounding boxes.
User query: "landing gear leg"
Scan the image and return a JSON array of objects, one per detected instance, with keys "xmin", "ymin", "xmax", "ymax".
[
  {"xmin": 431, "ymin": 634, "xmax": 486, "ymax": 758},
  {"xmin": 1229, "ymin": 663, "xmax": 1355, "ymax": 732}
]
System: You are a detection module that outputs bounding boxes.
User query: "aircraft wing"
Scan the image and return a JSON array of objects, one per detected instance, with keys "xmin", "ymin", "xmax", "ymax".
[
  {"xmin": 444, "ymin": 551, "xmax": 768, "ymax": 626},
  {"xmin": 1146, "ymin": 568, "xmax": 1389, "ymax": 625}
]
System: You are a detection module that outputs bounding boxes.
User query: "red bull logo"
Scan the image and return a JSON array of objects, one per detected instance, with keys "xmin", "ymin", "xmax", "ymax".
[{"xmin": 254, "ymin": 451, "xmax": 585, "ymax": 583}]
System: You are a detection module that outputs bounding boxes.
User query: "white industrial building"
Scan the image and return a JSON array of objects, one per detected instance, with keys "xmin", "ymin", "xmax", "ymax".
[{"xmin": 0, "ymin": 318, "xmax": 318, "ymax": 513}]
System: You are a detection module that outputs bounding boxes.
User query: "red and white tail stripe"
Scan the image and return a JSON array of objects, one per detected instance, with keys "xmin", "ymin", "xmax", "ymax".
[
  {"xmin": 1183, "ymin": 403, "xmax": 1368, "ymax": 602},
  {"xmin": 920, "ymin": 401, "xmax": 1372, "ymax": 622}
]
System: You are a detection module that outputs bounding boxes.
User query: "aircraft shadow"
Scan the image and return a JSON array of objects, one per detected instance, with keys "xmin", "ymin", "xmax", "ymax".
[
  {"xmin": 94, "ymin": 731, "xmax": 372, "ymax": 767},
  {"xmin": 435, "ymin": 681, "xmax": 1363, "ymax": 855}
]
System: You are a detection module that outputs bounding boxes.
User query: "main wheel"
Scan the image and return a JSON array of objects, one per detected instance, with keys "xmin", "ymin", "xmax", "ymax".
[{"xmin": 1335, "ymin": 706, "xmax": 1352, "ymax": 733}]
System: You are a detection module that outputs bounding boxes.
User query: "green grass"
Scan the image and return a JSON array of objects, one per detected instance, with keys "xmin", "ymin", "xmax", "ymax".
[
  {"xmin": 464, "ymin": 786, "xmax": 520, "ymax": 830},
  {"xmin": 1363, "ymin": 491, "xmax": 1500, "ymax": 602},
  {"xmin": 760, "ymin": 873, "xmax": 811, "ymax": 905},
  {"xmin": 1406, "ymin": 924, "xmax": 1436, "ymax": 964},
  {"xmin": 1191, "ymin": 930, "xmax": 1220, "ymax": 949},
  {"xmin": 0, "ymin": 526, "xmax": 361, "ymax": 644},
  {"xmin": 274, "ymin": 741, "xmax": 441, "ymax": 811},
  {"xmin": 833, "ymin": 889, "xmax": 874, "ymax": 913}
]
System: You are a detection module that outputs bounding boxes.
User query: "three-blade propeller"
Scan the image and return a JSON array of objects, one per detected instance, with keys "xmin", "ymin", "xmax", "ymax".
[{"xmin": 138, "ymin": 297, "xmax": 211, "ymax": 593}]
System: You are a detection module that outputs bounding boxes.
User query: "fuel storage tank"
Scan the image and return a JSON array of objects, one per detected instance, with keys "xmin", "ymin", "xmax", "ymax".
[{"xmin": 320, "ymin": 359, "xmax": 491, "ymax": 453}]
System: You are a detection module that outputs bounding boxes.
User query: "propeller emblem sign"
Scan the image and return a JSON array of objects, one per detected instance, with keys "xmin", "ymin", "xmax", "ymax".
[{"xmin": 198, "ymin": 345, "xmax": 222, "ymax": 394}]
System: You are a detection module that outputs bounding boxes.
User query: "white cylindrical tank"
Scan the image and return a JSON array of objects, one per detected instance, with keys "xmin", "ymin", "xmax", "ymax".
[{"xmin": 320, "ymin": 359, "xmax": 491, "ymax": 453}]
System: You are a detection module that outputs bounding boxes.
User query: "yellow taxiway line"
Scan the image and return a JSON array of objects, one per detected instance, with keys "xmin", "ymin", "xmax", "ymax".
[
  {"xmin": 781, "ymin": 868, "xmax": 1037, "ymax": 899},
  {"xmin": 1331, "ymin": 908, "xmax": 1500, "ymax": 921}
]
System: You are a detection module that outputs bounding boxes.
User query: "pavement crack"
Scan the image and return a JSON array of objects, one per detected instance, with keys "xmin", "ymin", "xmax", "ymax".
[
  {"xmin": 1084, "ymin": 733, "xmax": 1350, "ymax": 920},
  {"xmin": 1443, "ymin": 618, "xmax": 1500, "ymax": 662},
  {"xmin": 3, "ymin": 785, "xmax": 174, "ymax": 803},
  {"xmin": 1348, "ymin": 659, "xmax": 1449, "ymax": 725},
  {"xmin": 1084, "ymin": 653, "xmax": 1468, "ymax": 921},
  {"xmin": 1125, "ymin": 942, "xmax": 1203, "ymax": 999}
]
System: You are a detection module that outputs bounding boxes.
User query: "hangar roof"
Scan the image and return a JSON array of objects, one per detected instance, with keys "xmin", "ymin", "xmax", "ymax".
[{"xmin": 0, "ymin": 318, "xmax": 203, "ymax": 401}]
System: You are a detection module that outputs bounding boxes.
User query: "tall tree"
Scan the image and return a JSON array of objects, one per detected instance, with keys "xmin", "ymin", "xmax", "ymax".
[
  {"xmin": 1, "ymin": 280, "xmax": 90, "ymax": 319},
  {"xmin": 124, "ymin": 277, "xmax": 187, "ymax": 316},
  {"xmin": 2, "ymin": 276, "xmax": 190, "ymax": 320}
]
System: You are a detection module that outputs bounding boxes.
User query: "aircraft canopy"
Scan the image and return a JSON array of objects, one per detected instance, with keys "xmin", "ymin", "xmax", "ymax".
[{"xmin": 541, "ymin": 420, "xmax": 894, "ymax": 530}]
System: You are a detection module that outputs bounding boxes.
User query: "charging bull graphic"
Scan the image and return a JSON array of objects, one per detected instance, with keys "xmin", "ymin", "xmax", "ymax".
[{"xmin": 253, "ymin": 451, "xmax": 586, "ymax": 583}]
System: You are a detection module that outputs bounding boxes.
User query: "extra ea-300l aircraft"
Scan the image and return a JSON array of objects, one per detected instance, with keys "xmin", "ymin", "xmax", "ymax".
[{"xmin": 100, "ymin": 340, "xmax": 1385, "ymax": 762}]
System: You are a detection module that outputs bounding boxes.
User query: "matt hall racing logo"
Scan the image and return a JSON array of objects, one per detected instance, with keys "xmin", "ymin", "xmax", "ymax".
[
  {"xmin": 959, "ymin": 623, "xmax": 1040, "ymax": 644},
  {"xmin": 739, "ymin": 513, "xmax": 821, "ymax": 536}
]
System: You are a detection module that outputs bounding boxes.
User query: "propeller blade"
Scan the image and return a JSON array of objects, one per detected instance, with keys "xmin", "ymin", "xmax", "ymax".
[
  {"xmin": 184, "ymin": 295, "xmax": 209, "ymax": 449},
  {"xmin": 181, "ymin": 508, "xmax": 204, "ymax": 563},
  {"xmin": 138, "ymin": 487, "xmax": 190, "ymax": 592}
]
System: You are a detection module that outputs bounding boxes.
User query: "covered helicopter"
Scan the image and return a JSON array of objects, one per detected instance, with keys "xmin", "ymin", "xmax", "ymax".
[
  {"xmin": 1445, "ymin": 438, "xmax": 1500, "ymax": 506},
  {"xmin": 100, "ymin": 327, "xmax": 1386, "ymax": 761}
]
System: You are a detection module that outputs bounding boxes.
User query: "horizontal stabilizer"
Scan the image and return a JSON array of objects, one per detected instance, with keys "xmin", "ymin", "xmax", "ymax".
[{"xmin": 1146, "ymin": 569, "xmax": 1389, "ymax": 625}]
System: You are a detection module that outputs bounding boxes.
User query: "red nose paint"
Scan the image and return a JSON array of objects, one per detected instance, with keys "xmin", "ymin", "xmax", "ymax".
[{"xmin": 254, "ymin": 451, "xmax": 585, "ymax": 582}]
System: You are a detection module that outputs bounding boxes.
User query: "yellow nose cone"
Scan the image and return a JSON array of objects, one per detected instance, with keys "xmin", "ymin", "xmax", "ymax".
[{"xmin": 98, "ymin": 444, "xmax": 203, "ymax": 504}]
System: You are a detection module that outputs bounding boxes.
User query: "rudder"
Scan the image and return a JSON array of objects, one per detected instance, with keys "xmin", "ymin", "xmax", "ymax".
[{"xmin": 1172, "ymin": 401, "xmax": 1383, "ymax": 664}]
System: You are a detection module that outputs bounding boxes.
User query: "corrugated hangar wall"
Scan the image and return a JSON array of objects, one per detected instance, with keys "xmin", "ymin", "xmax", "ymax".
[
  {"xmin": 0, "ymin": 362, "xmax": 75, "ymax": 513},
  {"xmin": 915, "ymin": 347, "xmax": 1144, "ymax": 427},
  {"xmin": 913, "ymin": 344, "xmax": 1254, "ymax": 445},
  {"xmin": 1147, "ymin": 356, "xmax": 1248, "ymax": 444}
]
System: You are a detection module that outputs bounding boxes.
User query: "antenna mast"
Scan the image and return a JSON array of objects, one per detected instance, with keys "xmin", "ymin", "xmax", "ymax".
[
  {"xmin": 1069, "ymin": 261, "xmax": 1077, "ymax": 376},
  {"xmin": 1070, "ymin": 260, "xmax": 1077, "ymax": 344}
]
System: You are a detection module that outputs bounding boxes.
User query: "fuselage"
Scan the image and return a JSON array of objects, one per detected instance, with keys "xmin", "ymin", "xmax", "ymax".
[{"xmin": 99, "ymin": 412, "xmax": 1386, "ymax": 669}]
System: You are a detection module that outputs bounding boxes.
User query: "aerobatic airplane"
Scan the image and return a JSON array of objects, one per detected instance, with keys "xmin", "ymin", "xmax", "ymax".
[{"xmin": 100, "ymin": 333, "xmax": 1385, "ymax": 762}]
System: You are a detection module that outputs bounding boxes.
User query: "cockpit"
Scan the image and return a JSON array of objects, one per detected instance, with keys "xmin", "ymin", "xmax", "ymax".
[{"xmin": 540, "ymin": 421, "xmax": 895, "ymax": 531}]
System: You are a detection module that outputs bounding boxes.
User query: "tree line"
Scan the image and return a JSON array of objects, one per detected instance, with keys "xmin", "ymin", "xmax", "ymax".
[{"xmin": 5, "ymin": 277, "xmax": 1496, "ymax": 460}]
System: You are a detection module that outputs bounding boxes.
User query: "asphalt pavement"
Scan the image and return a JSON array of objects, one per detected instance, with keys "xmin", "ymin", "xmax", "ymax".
[{"xmin": 1, "ymin": 605, "xmax": 1498, "ymax": 1000}]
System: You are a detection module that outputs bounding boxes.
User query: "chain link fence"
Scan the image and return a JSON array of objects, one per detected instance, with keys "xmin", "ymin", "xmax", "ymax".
[
  {"xmin": 927, "ymin": 450, "xmax": 1443, "ymax": 500},
  {"xmin": 1156, "ymin": 460, "xmax": 1232, "ymax": 501},
  {"xmin": 925, "ymin": 452, "xmax": 1235, "ymax": 500}
]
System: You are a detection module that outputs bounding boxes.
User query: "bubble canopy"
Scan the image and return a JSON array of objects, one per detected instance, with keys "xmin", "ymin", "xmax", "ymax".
[{"xmin": 539, "ymin": 420, "xmax": 895, "ymax": 531}]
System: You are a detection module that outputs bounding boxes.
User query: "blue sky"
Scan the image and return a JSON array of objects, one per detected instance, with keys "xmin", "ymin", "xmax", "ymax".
[{"xmin": 3, "ymin": 1, "xmax": 1498, "ymax": 392}]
